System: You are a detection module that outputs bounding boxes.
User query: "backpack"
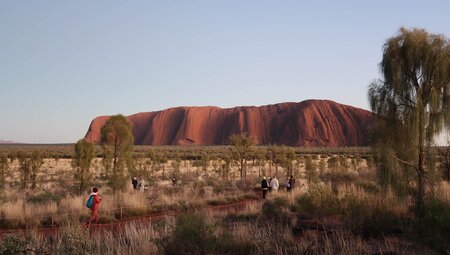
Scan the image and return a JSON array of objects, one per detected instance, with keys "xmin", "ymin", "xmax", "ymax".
[{"xmin": 86, "ymin": 195, "xmax": 94, "ymax": 209}]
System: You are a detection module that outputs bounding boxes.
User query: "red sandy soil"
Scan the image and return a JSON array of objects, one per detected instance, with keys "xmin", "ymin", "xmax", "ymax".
[{"xmin": 85, "ymin": 100, "xmax": 374, "ymax": 146}]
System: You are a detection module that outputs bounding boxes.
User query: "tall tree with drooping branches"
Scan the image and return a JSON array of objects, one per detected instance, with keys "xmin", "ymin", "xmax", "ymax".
[{"xmin": 368, "ymin": 27, "xmax": 450, "ymax": 218}]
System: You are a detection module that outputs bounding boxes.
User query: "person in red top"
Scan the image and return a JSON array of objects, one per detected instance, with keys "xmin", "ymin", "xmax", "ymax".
[{"xmin": 88, "ymin": 187, "xmax": 101, "ymax": 227}]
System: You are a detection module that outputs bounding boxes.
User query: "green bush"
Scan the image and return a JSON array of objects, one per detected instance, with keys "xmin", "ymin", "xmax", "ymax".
[
  {"xmin": 159, "ymin": 213, "xmax": 255, "ymax": 255},
  {"xmin": 341, "ymin": 195, "xmax": 405, "ymax": 237},
  {"xmin": 160, "ymin": 213, "xmax": 216, "ymax": 254},
  {"xmin": 414, "ymin": 198, "xmax": 450, "ymax": 253},
  {"xmin": 215, "ymin": 232, "xmax": 256, "ymax": 255},
  {"xmin": 355, "ymin": 180, "xmax": 381, "ymax": 194},
  {"xmin": 295, "ymin": 185, "xmax": 341, "ymax": 218},
  {"xmin": 58, "ymin": 225, "xmax": 94, "ymax": 255},
  {"xmin": 26, "ymin": 191, "xmax": 61, "ymax": 204},
  {"xmin": 0, "ymin": 233, "xmax": 47, "ymax": 255},
  {"xmin": 260, "ymin": 197, "xmax": 291, "ymax": 225}
]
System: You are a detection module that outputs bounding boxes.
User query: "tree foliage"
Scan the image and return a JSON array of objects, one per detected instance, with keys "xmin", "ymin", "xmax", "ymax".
[
  {"xmin": 0, "ymin": 154, "xmax": 9, "ymax": 189},
  {"xmin": 368, "ymin": 27, "xmax": 450, "ymax": 218},
  {"xmin": 72, "ymin": 139, "xmax": 95, "ymax": 195},
  {"xmin": 229, "ymin": 133, "xmax": 256, "ymax": 179},
  {"xmin": 100, "ymin": 114, "xmax": 134, "ymax": 192},
  {"xmin": 15, "ymin": 151, "xmax": 43, "ymax": 190}
]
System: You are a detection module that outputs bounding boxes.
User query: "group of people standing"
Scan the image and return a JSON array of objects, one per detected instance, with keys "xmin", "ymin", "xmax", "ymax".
[
  {"xmin": 261, "ymin": 175, "xmax": 296, "ymax": 199},
  {"xmin": 132, "ymin": 177, "xmax": 146, "ymax": 192}
]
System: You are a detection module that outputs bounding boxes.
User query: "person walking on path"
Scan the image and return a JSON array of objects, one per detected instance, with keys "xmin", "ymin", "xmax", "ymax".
[
  {"xmin": 132, "ymin": 177, "xmax": 138, "ymax": 190},
  {"xmin": 285, "ymin": 177, "xmax": 291, "ymax": 192},
  {"xmin": 87, "ymin": 187, "xmax": 101, "ymax": 227},
  {"xmin": 139, "ymin": 177, "xmax": 145, "ymax": 192},
  {"xmin": 270, "ymin": 176, "xmax": 279, "ymax": 193},
  {"xmin": 261, "ymin": 177, "xmax": 269, "ymax": 199},
  {"xmin": 288, "ymin": 175, "xmax": 296, "ymax": 192},
  {"xmin": 268, "ymin": 177, "xmax": 273, "ymax": 192}
]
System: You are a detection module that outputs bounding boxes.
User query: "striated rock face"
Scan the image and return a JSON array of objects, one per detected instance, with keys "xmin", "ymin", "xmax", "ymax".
[{"xmin": 84, "ymin": 100, "xmax": 374, "ymax": 147}]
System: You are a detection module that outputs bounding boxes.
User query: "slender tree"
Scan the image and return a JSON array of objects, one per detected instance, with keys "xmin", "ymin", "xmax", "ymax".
[
  {"xmin": 281, "ymin": 147, "xmax": 296, "ymax": 177},
  {"xmin": 229, "ymin": 133, "xmax": 256, "ymax": 179},
  {"xmin": 368, "ymin": 27, "xmax": 450, "ymax": 218},
  {"xmin": 0, "ymin": 154, "xmax": 9, "ymax": 189},
  {"xmin": 101, "ymin": 114, "xmax": 134, "ymax": 192},
  {"xmin": 305, "ymin": 155, "xmax": 318, "ymax": 184},
  {"xmin": 72, "ymin": 139, "xmax": 95, "ymax": 194},
  {"xmin": 16, "ymin": 151, "xmax": 31, "ymax": 189},
  {"xmin": 29, "ymin": 151, "xmax": 44, "ymax": 190}
]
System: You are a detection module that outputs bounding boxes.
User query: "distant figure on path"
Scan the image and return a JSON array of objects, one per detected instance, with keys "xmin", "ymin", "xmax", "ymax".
[
  {"xmin": 285, "ymin": 177, "xmax": 291, "ymax": 192},
  {"xmin": 139, "ymin": 177, "xmax": 145, "ymax": 192},
  {"xmin": 261, "ymin": 177, "xmax": 269, "ymax": 199},
  {"xmin": 172, "ymin": 177, "xmax": 177, "ymax": 186},
  {"xmin": 270, "ymin": 176, "xmax": 279, "ymax": 193},
  {"xmin": 288, "ymin": 175, "xmax": 296, "ymax": 192},
  {"xmin": 132, "ymin": 177, "xmax": 138, "ymax": 190},
  {"xmin": 87, "ymin": 187, "xmax": 101, "ymax": 227},
  {"xmin": 268, "ymin": 177, "xmax": 273, "ymax": 192}
]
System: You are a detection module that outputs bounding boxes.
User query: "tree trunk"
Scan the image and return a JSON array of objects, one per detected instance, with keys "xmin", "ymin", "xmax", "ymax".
[
  {"xmin": 79, "ymin": 169, "xmax": 84, "ymax": 195},
  {"xmin": 416, "ymin": 104, "xmax": 426, "ymax": 219},
  {"xmin": 240, "ymin": 159, "xmax": 244, "ymax": 179}
]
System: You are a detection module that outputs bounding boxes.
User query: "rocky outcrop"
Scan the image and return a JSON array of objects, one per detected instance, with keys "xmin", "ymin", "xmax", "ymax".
[{"xmin": 84, "ymin": 100, "xmax": 374, "ymax": 146}]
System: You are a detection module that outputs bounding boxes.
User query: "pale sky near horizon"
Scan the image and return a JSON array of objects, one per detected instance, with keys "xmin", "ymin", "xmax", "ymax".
[{"xmin": 1, "ymin": 1, "xmax": 449, "ymax": 143}]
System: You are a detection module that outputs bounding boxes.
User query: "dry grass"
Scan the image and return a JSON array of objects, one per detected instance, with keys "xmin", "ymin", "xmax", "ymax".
[{"xmin": 1, "ymin": 152, "xmax": 449, "ymax": 254}]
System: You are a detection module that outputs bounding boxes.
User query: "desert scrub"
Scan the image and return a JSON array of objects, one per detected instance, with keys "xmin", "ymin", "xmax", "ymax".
[
  {"xmin": 26, "ymin": 191, "xmax": 61, "ymax": 204},
  {"xmin": 414, "ymin": 198, "xmax": 450, "ymax": 253},
  {"xmin": 341, "ymin": 194, "xmax": 407, "ymax": 237},
  {"xmin": 295, "ymin": 184, "xmax": 341, "ymax": 218},
  {"xmin": 259, "ymin": 197, "xmax": 291, "ymax": 225},
  {"xmin": 159, "ymin": 213, "xmax": 255, "ymax": 255},
  {"xmin": 58, "ymin": 225, "xmax": 94, "ymax": 255},
  {"xmin": 0, "ymin": 233, "xmax": 48, "ymax": 255},
  {"xmin": 355, "ymin": 180, "xmax": 381, "ymax": 194}
]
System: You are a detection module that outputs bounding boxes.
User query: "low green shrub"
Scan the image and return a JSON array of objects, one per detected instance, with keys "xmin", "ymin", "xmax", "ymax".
[
  {"xmin": 0, "ymin": 233, "xmax": 48, "ymax": 255},
  {"xmin": 216, "ymin": 232, "xmax": 256, "ymax": 255},
  {"xmin": 58, "ymin": 225, "xmax": 94, "ymax": 255},
  {"xmin": 414, "ymin": 198, "xmax": 450, "ymax": 253},
  {"xmin": 260, "ymin": 197, "xmax": 291, "ymax": 225},
  {"xmin": 26, "ymin": 191, "xmax": 61, "ymax": 204},
  {"xmin": 295, "ymin": 184, "xmax": 341, "ymax": 218},
  {"xmin": 355, "ymin": 180, "xmax": 380, "ymax": 194},
  {"xmin": 341, "ymin": 194, "xmax": 406, "ymax": 237},
  {"xmin": 159, "ymin": 213, "xmax": 256, "ymax": 255},
  {"xmin": 159, "ymin": 213, "xmax": 215, "ymax": 254}
]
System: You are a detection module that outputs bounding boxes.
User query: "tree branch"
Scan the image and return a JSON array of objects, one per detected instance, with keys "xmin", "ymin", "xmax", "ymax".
[{"xmin": 389, "ymin": 152, "xmax": 419, "ymax": 171}]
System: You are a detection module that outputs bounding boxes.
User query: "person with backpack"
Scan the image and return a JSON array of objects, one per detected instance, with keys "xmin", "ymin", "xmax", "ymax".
[
  {"xmin": 87, "ymin": 187, "xmax": 101, "ymax": 227},
  {"xmin": 261, "ymin": 176, "xmax": 269, "ymax": 199},
  {"xmin": 285, "ymin": 177, "xmax": 291, "ymax": 192}
]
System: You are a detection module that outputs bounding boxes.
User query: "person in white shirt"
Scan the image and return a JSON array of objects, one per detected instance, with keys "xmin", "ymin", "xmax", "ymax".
[
  {"xmin": 138, "ymin": 177, "xmax": 145, "ymax": 192},
  {"xmin": 270, "ymin": 176, "xmax": 279, "ymax": 193}
]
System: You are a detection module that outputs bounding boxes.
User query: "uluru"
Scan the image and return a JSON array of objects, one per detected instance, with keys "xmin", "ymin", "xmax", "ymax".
[{"xmin": 84, "ymin": 100, "xmax": 374, "ymax": 147}]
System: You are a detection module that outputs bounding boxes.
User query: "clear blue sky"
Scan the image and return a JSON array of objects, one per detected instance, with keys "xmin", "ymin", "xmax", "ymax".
[{"xmin": 1, "ymin": 1, "xmax": 449, "ymax": 143}]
